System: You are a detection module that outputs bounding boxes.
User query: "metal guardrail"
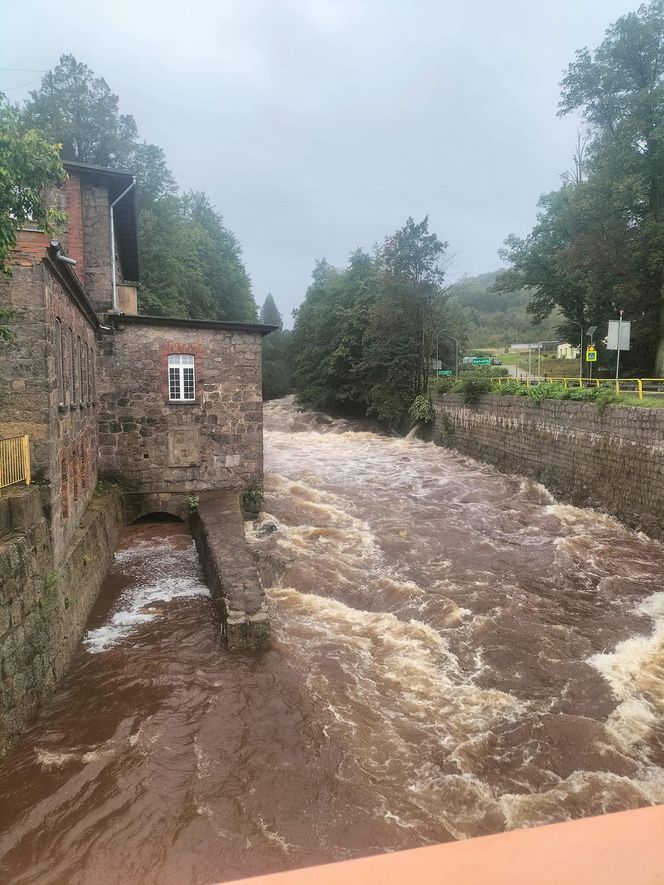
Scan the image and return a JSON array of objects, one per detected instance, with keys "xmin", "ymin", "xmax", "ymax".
[
  {"xmin": 0, "ymin": 435, "xmax": 31, "ymax": 490},
  {"xmin": 491, "ymin": 376, "xmax": 664, "ymax": 400}
]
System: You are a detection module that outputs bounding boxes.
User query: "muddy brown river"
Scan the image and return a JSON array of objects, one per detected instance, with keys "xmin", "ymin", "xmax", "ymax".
[{"xmin": 1, "ymin": 397, "xmax": 663, "ymax": 884}]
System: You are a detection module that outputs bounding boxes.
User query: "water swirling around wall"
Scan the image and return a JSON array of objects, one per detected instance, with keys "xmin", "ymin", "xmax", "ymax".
[{"xmin": 1, "ymin": 396, "xmax": 663, "ymax": 884}]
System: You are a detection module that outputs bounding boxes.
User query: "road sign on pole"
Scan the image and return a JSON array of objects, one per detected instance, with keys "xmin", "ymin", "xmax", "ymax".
[
  {"xmin": 437, "ymin": 370, "xmax": 453, "ymax": 376},
  {"xmin": 472, "ymin": 358, "xmax": 491, "ymax": 366},
  {"xmin": 586, "ymin": 346, "xmax": 597, "ymax": 362}
]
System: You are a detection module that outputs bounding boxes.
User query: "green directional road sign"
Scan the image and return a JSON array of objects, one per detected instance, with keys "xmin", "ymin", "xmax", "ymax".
[
  {"xmin": 472, "ymin": 358, "xmax": 491, "ymax": 366},
  {"xmin": 437, "ymin": 370, "xmax": 453, "ymax": 376}
]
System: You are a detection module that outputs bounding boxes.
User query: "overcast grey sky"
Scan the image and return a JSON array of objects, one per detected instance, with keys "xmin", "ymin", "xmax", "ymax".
[{"xmin": 1, "ymin": 0, "xmax": 639, "ymax": 321}]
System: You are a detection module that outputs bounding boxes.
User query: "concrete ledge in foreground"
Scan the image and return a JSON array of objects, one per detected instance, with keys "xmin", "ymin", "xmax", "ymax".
[
  {"xmin": 191, "ymin": 490, "xmax": 270, "ymax": 650},
  {"xmin": 220, "ymin": 805, "xmax": 664, "ymax": 885}
]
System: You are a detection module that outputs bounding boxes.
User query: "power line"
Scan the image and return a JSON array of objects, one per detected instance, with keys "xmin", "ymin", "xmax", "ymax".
[
  {"xmin": 1, "ymin": 78, "xmax": 43, "ymax": 91},
  {"xmin": 0, "ymin": 68, "xmax": 47, "ymax": 73}
]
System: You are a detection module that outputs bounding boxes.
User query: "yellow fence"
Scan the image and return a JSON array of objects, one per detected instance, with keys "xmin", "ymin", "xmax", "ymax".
[
  {"xmin": 0, "ymin": 435, "xmax": 31, "ymax": 490},
  {"xmin": 491, "ymin": 376, "xmax": 664, "ymax": 400}
]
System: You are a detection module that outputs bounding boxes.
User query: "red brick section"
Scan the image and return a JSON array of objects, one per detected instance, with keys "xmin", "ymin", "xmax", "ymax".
[
  {"xmin": 158, "ymin": 341, "xmax": 205, "ymax": 401},
  {"xmin": 11, "ymin": 231, "xmax": 49, "ymax": 265},
  {"xmin": 63, "ymin": 174, "xmax": 86, "ymax": 282}
]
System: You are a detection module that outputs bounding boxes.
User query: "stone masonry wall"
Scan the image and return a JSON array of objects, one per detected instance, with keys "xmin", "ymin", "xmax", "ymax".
[
  {"xmin": 0, "ymin": 487, "xmax": 120, "ymax": 755},
  {"xmin": 80, "ymin": 179, "xmax": 114, "ymax": 313},
  {"xmin": 96, "ymin": 321, "xmax": 264, "ymax": 503},
  {"xmin": 1, "ymin": 239, "xmax": 99, "ymax": 565},
  {"xmin": 433, "ymin": 394, "xmax": 664, "ymax": 538}
]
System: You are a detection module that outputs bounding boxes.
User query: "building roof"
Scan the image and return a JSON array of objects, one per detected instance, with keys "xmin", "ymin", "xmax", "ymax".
[
  {"xmin": 63, "ymin": 161, "xmax": 140, "ymax": 283},
  {"xmin": 116, "ymin": 314, "xmax": 278, "ymax": 336}
]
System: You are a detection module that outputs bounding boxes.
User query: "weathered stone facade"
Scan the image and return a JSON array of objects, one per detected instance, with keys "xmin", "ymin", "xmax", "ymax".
[
  {"xmin": 0, "ymin": 486, "xmax": 120, "ymax": 754},
  {"xmin": 0, "ymin": 159, "xmax": 274, "ymax": 749},
  {"xmin": 433, "ymin": 394, "xmax": 664, "ymax": 538},
  {"xmin": 96, "ymin": 316, "xmax": 268, "ymax": 511}
]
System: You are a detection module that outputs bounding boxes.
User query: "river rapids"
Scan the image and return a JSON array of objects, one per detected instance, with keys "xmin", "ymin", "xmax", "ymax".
[{"xmin": 1, "ymin": 396, "xmax": 663, "ymax": 884}]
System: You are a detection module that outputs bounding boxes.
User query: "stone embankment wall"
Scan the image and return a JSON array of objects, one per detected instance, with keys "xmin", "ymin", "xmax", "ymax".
[
  {"xmin": 0, "ymin": 486, "xmax": 120, "ymax": 754},
  {"xmin": 433, "ymin": 394, "xmax": 664, "ymax": 539},
  {"xmin": 191, "ymin": 491, "xmax": 270, "ymax": 650}
]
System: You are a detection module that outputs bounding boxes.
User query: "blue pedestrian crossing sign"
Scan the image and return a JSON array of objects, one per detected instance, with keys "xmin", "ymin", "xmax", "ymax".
[{"xmin": 586, "ymin": 346, "xmax": 597, "ymax": 362}]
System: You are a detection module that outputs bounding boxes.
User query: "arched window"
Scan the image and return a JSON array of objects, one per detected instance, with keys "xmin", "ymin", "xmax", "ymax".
[
  {"xmin": 69, "ymin": 328, "xmax": 76, "ymax": 404},
  {"xmin": 55, "ymin": 319, "xmax": 65, "ymax": 407},
  {"xmin": 78, "ymin": 336, "xmax": 84, "ymax": 404},
  {"xmin": 168, "ymin": 354, "xmax": 196, "ymax": 401}
]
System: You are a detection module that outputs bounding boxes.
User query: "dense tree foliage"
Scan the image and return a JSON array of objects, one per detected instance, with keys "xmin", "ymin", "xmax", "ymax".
[
  {"xmin": 0, "ymin": 98, "xmax": 66, "ymax": 341},
  {"xmin": 20, "ymin": 55, "xmax": 256, "ymax": 322},
  {"xmin": 497, "ymin": 1, "xmax": 664, "ymax": 374},
  {"xmin": 292, "ymin": 218, "xmax": 462, "ymax": 426},
  {"xmin": 259, "ymin": 294, "xmax": 293, "ymax": 400},
  {"xmin": 0, "ymin": 99, "xmax": 65, "ymax": 272}
]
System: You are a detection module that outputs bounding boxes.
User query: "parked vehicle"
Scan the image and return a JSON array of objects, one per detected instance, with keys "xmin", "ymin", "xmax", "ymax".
[{"xmin": 491, "ymin": 358, "xmax": 502, "ymax": 366}]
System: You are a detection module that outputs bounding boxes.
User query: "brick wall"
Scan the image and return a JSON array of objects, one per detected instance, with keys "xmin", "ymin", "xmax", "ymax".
[
  {"xmin": 46, "ymin": 270, "xmax": 99, "ymax": 562},
  {"xmin": 96, "ymin": 321, "xmax": 264, "ymax": 503},
  {"xmin": 1, "ymin": 240, "xmax": 100, "ymax": 564},
  {"xmin": 433, "ymin": 394, "xmax": 664, "ymax": 539},
  {"xmin": 63, "ymin": 174, "xmax": 86, "ymax": 283}
]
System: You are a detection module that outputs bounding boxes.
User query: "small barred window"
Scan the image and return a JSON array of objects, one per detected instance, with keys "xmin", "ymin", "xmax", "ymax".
[{"xmin": 168, "ymin": 354, "xmax": 196, "ymax": 401}]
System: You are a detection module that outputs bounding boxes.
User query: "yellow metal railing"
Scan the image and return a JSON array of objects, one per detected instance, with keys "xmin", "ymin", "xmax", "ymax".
[
  {"xmin": 490, "ymin": 376, "xmax": 664, "ymax": 401},
  {"xmin": 0, "ymin": 435, "xmax": 31, "ymax": 490}
]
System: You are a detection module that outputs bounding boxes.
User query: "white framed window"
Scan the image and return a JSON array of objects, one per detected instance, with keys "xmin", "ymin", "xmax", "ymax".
[{"xmin": 168, "ymin": 353, "xmax": 196, "ymax": 401}]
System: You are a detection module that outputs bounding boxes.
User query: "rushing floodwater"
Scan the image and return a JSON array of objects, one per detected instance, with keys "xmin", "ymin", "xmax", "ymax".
[{"xmin": 1, "ymin": 397, "xmax": 664, "ymax": 884}]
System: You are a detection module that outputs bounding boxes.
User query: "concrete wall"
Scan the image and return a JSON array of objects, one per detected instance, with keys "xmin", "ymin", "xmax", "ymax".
[
  {"xmin": 96, "ymin": 321, "xmax": 264, "ymax": 498},
  {"xmin": 433, "ymin": 394, "xmax": 664, "ymax": 538},
  {"xmin": 0, "ymin": 487, "xmax": 120, "ymax": 755},
  {"xmin": 191, "ymin": 491, "xmax": 270, "ymax": 649}
]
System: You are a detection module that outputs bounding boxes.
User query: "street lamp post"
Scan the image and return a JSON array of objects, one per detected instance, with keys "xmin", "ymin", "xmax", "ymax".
[
  {"xmin": 435, "ymin": 329, "xmax": 459, "ymax": 378},
  {"xmin": 570, "ymin": 321, "xmax": 584, "ymax": 383}
]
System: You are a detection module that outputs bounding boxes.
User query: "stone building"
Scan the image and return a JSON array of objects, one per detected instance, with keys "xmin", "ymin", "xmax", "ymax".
[
  {"xmin": 1, "ymin": 160, "xmax": 274, "ymax": 536},
  {"xmin": 0, "ymin": 163, "xmax": 274, "ymax": 749}
]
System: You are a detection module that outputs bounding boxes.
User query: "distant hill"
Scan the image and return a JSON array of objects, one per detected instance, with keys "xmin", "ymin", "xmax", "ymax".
[{"xmin": 451, "ymin": 270, "xmax": 563, "ymax": 350}]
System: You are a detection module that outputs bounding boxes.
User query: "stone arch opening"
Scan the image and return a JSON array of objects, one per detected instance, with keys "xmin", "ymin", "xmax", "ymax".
[{"xmin": 122, "ymin": 492, "xmax": 191, "ymax": 526}]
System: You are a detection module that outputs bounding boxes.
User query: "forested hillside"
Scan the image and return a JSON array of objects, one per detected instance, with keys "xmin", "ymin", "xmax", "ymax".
[
  {"xmin": 20, "ymin": 55, "xmax": 256, "ymax": 322},
  {"xmin": 453, "ymin": 271, "xmax": 563, "ymax": 349}
]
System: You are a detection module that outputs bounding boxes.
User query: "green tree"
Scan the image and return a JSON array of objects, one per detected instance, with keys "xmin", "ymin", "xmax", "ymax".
[
  {"xmin": 260, "ymin": 293, "xmax": 283, "ymax": 328},
  {"xmin": 498, "ymin": 1, "xmax": 664, "ymax": 374},
  {"xmin": 21, "ymin": 56, "xmax": 257, "ymax": 322},
  {"xmin": 291, "ymin": 220, "xmax": 455, "ymax": 426},
  {"xmin": 0, "ymin": 100, "xmax": 65, "ymax": 273},
  {"xmin": 260, "ymin": 295, "xmax": 292, "ymax": 399},
  {"xmin": 22, "ymin": 54, "xmax": 137, "ymax": 167}
]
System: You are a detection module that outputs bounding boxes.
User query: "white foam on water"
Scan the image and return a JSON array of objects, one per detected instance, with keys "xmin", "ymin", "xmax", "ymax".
[
  {"xmin": 588, "ymin": 592, "xmax": 664, "ymax": 750},
  {"xmin": 36, "ymin": 747, "xmax": 116, "ymax": 768},
  {"xmin": 84, "ymin": 543, "xmax": 210, "ymax": 653},
  {"xmin": 499, "ymin": 768, "xmax": 664, "ymax": 830}
]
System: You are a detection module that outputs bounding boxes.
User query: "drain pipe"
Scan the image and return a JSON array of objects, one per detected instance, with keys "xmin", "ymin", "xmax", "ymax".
[{"xmin": 109, "ymin": 179, "xmax": 136, "ymax": 312}]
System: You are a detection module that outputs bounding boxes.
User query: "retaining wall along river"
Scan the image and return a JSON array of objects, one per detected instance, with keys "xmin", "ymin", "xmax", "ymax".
[{"xmin": 433, "ymin": 394, "xmax": 664, "ymax": 539}]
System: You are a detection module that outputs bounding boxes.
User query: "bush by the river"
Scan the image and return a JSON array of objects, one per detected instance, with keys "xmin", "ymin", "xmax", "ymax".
[{"xmin": 431, "ymin": 377, "xmax": 619, "ymax": 412}]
